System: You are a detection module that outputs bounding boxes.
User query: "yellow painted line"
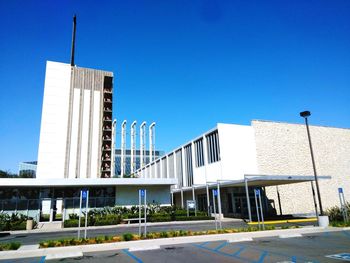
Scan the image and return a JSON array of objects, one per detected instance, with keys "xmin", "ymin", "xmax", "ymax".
[{"xmin": 248, "ymin": 218, "xmax": 317, "ymax": 225}]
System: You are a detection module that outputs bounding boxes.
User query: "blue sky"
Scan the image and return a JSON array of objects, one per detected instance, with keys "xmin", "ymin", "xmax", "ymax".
[{"xmin": 0, "ymin": 0, "xmax": 349, "ymax": 172}]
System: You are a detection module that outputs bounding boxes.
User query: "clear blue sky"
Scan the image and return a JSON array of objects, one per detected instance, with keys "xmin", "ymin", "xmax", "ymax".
[{"xmin": 0, "ymin": 0, "xmax": 349, "ymax": 173}]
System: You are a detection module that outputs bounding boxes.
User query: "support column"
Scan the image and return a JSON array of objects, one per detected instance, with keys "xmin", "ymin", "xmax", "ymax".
[
  {"xmin": 206, "ymin": 183, "xmax": 210, "ymax": 216},
  {"xmin": 217, "ymin": 182, "xmax": 222, "ymax": 229},
  {"xmin": 245, "ymin": 178, "xmax": 252, "ymax": 222},
  {"xmin": 181, "ymin": 189, "xmax": 184, "ymax": 208},
  {"xmin": 192, "ymin": 186, "xmax": 197, "ymax": 216}
]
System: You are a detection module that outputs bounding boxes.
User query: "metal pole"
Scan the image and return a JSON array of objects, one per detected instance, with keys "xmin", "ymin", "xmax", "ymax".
[
  {"xmin": 217, "ymin": 182, "xmax": 222, "ymax": 230},
  {"xmin": 245, "ymin": 178, "xmax": 252, "ymax": 222},
  {"xmin": 304, "ymin": 117, "xmax": 323, "ymax": 215},
  {"xmin": 276, "ymin": 186, "xmax": 283, "ymax": 215},
  {"xmin": 339, "ymin": 189, "xmax": 348, "ymax": 222},
  {"xmin": 206, "ymin": 183, "xmax": 210, "ymax": 216},
  {"xmin": 144, "ymin": 190, "xmax": 147, "ymax": 236},
  {"xmin": 181, "ymin": 189, "xmax": 184, "ymax": 208},
  {"xmin": 192, "ymin": 186, "xmax": 197, "ymax": 216},
  {"xmin": 254, "ymin": 190, "xmax": 261, "ymax": 230},
  {"xmin": 310, "ymin": 182, "xmax": 319, "ymax": 220},
  {"xmin": 139, "ymin": 190, "xmax": 141, "ymax": 236},
  {"xmin": 84, "ymin": 190, "xmax": 89, "ymax": 239},
  {"xmin": 171, "ymin": 192, "xmax": 174, "ymax": 206},
  {"xmin": 78, "ymin": 190, "xmax": 82, "ymax": 239},
  {"xmin": 212, "ymin": 189, "xmax": 217, "ymax": 231},
  {"xmin": 258, "ymin": 190, "xmax": 265, "ymax": 230}
]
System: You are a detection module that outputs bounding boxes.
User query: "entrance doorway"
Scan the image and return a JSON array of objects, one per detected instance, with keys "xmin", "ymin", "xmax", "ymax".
[{"xmin": 39, "ymin": 198, "xmax": 63, "ymax": 222}]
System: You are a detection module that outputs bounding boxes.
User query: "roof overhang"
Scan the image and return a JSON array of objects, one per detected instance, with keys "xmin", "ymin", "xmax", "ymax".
[
  {"xmin": 171, "ymin": 175, "xmax": 331, "ymax": 193},
  {"xmin": 0, "ymin": 178, "xmax": 178, "ymax": 187}
]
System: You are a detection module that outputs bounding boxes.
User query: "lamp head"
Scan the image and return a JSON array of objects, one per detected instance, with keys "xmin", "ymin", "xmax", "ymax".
[{"xmin": 300, "ymin": 111, "xmax": 311, "ymax": 118}]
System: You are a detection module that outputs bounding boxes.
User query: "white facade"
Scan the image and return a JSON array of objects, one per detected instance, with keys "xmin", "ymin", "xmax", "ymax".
[
  {"xmin": 36, "ymin": 62, "xmax": 71, "ymax": 179},
  {"xmin": 37, "ymin": 61, "xmax": 114, "ymax": 179},
  {"xmin": 137, "ymin": 123, "xmax": 259, "ymax": 186},
  {"xmin": 137, "ymin": 121, "xmax": 350, "ymax": 214}
]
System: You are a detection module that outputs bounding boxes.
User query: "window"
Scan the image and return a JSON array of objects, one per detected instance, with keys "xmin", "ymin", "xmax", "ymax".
[
  {"xmin": 184, "ymin": 144, "xmax": 193, "ymax": 186},
  {"xmin": 194, "ymin": 138, "xmax": 204, "ymax": 167},
  {"xmin": 176, "ymin": 149, "xmax": 183, "ymax": 187},
  {"xmin": 206, "ymin": 130, "xmax": 220, "ymax": 164}
]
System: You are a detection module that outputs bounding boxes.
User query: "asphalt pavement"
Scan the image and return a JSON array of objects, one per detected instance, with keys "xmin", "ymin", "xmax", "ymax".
[
  {"xmin": 1, "ymin": 229, "xmax": 349, "ymax": 262},
  {"xmin": 0, "ymin": 221, "xmax": 247, "ymax": 245}
]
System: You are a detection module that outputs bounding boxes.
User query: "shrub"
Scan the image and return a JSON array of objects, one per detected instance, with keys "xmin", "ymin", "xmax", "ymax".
[
  {"xmin": 326, "ymin": 203, "xmax": 350, "ymax": 222},
  {"xmin": 122, "ymin": 233, "xmax": 134, "ymax": 241},
  {"xmin": 64, "ymin": 219, "xmax": 79, "ymax": 228},
  {"xmin": 0, "ymin": 242, "xmax": 21, "ymax": 251},
  {"xmin": 0, "ymin": 212, "xmax": 35, "ymax": 231}
]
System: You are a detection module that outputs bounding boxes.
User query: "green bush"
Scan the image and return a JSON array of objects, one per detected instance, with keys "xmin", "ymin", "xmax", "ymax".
[
  {"xmin": 122, "ymin": 233, "xmax": 134, "ymax": 241},
  {"xmin": 0, "ymin": 242, "xmax": 21, "ymax": 251},
  {"xmin": 64, "ymin": 219, "xmax": 79, "ymax": 228},
  {"xmin": 326, "ymin": 202, "xmax": 350, "ymax": 222},
  {"xmin": 0, "ymin": 212, "xmax": 35, "ymax": 231},
  {"xmin": 174, "ymin": 216, "xmax": 212, "ymax": 221},
  {"xmin": 148, "ymin": 214, "xmax": 171, "ymax": 222}
]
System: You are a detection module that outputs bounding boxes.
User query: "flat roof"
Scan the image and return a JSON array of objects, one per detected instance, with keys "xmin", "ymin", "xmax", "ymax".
[
  {"xmin": 171, "ymin": 175, "xmax": 331, "ymax": 193},
  {"xmin": 0, "ymin": 178, "xmax": 178, "ymax": 187}
]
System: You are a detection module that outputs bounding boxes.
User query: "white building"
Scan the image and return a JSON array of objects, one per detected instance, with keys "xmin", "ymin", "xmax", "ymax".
[
  {"xmin": 37, "ymin": 61, "xmax": 114, "ymax": 179},
  {"xmin": 0, "ymin": 61, "xmax": 176, "ymax": 223},
  {"xmin": 136, "ymin": 121, "xmax": 349, "ymax": 219}
]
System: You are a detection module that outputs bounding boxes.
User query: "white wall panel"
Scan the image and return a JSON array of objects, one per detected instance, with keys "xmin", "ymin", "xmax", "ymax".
[
  {"xmin": 37, "ymin": 61, "xmax": 71, "ymax": 179},
  {"xmin": 90, "ymin": 90, "xmax": 101, "ymax": 179},
  {"xmin": 68, "ymin": 88, "xmax": 80, "ymax": 179},
  {"xmin": 79, "ymin": 90, "xmax": 91, "ymax": 178}
]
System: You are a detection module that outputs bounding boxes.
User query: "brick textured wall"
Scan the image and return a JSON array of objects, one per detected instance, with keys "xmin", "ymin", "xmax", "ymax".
[{"xmin": 252, "ymin": 120, "xmax": 350, "ymax": 215}]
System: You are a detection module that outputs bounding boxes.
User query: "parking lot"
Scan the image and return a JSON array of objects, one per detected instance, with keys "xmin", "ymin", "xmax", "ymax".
[{"xmin": 1, "ymin": 229, "xmax": 349, "ymax": 262}]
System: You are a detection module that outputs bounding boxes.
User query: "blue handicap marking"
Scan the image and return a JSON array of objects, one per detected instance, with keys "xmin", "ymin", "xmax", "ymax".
[
  {"xmin": 213, "ymin": 189, "xmax": 218, "ymax": 196},
  {"xmin": 338, "ymin": 188, "xmax": 343, "ymax": 193},
  {"xmin": 326, "ymin": 253, "xmax": 350, "ymax": 261},
  {"xmin": 82, "ymin": 189, "xmax": 88, "ymax": 199},
  {"xmin": 255, "ymin": 189, "xmax": 260, "ymax": 197},
  {"xmin": 140, "ymin": 189, "xmax": 145, "ymax": 197}
]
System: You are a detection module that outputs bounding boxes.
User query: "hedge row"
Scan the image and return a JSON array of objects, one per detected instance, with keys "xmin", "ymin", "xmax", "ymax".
[
  {"xmin": 64, "ymin": 214, "xmax": 121, "ymax": 228},
  {"xmin": 0, "ymin": 242, "xmax": 21, "ymax": 251}
]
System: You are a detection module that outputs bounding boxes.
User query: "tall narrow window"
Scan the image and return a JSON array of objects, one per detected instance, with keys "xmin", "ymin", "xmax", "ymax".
[
  {"xmin": 206, "ymin": 130, "xmax": 220, "ymax": 164},
  {"xmin": 184, "ymin": 144, "xmax": 193, "ymax": 186},
  {"xmin": 194, "ymin": 139, "xmax": 204, "ymax": 167}
]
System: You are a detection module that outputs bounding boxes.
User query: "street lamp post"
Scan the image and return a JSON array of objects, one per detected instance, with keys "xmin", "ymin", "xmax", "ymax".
[{"xmin": 300, "ymin": 111, "xmax": 324, "ymax": 216}]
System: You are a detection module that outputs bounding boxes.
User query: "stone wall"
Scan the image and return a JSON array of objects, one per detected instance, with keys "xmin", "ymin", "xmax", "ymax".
[{"xmin": 252, "ymin": 120, "xmax": 350, "ymax": 215}]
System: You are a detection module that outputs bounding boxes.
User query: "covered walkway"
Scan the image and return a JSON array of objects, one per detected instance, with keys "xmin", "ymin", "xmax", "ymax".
[{"xmin": 171, "ymin": 175, "xmax": 331, "ymax": 221}]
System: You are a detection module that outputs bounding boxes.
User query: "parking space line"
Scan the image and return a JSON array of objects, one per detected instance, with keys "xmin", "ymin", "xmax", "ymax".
[
  {"xmin": 231, "ymin": 243, "xmax": 317, "ymax": 263},
  {"xmin": 193, "ymin": 244, "xmax": 252, "ymax": 262},
  {"xmin": 199, "ymin": 241, "xmax": 210, "ymax": 247},
  {"xmin": 232, "ymin": 246, "xmax": 246, "ymax": 256},
  {"xmin": 256, "ymin": 251, "xmax": 268, "ymax": 263},
  {"xmin": 122, "ymin": 249, "xmax": 144, "ymax": 263},
  {"xmin": 214, "ymin": 241, "xmax": 228, "ymax": 251}
]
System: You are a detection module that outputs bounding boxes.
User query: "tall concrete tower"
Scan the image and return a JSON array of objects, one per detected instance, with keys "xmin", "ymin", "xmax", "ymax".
[{"xmin": 36, "ymin": 62, "xmax": 114, "ymax": 179}]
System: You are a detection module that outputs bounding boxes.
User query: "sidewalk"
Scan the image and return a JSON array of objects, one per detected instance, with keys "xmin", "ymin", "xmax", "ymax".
[
  {"xmin": 1, "ymin": 226, "xmax": 348, "ymax": 260},
  {"xmin": 6, "ymin": 218, "xmax": 243, "ymax": 235}
]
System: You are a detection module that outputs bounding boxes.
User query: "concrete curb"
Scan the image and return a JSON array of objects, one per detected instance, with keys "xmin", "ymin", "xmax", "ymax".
[
  {"xmin": 0, "ymin": 226, "xmax": 346, "ymax": 260},
  {"xmin": 6, "ymin": 218, "xmax": 243, "ymax": 235}
]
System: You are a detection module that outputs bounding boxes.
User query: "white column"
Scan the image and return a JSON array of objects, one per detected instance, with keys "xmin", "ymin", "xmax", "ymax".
[
  {"xmin": 131, "ymin": 121, "xmax": 137, "ymax": 174},
  {"xmin": 173, "ymin": 151, "xmax": 177, "ymax": 183},
  {"xmin": 181, "ymin": 147, "xmax": 187, "ymax": 187},
  {"xmin": 140, "ymin": 122, "xmax": 146, "ymax": 169},
  {"xmin": 166, "ymin": 155, "xmax": 169, "ymax": 179},
  {"xmin": 121, "ymin": 120, "xmax": 127, "ymax": 177},
  {"xmin": 111, "ymin": 119, "xmax": 116, "ymax": 178}
]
